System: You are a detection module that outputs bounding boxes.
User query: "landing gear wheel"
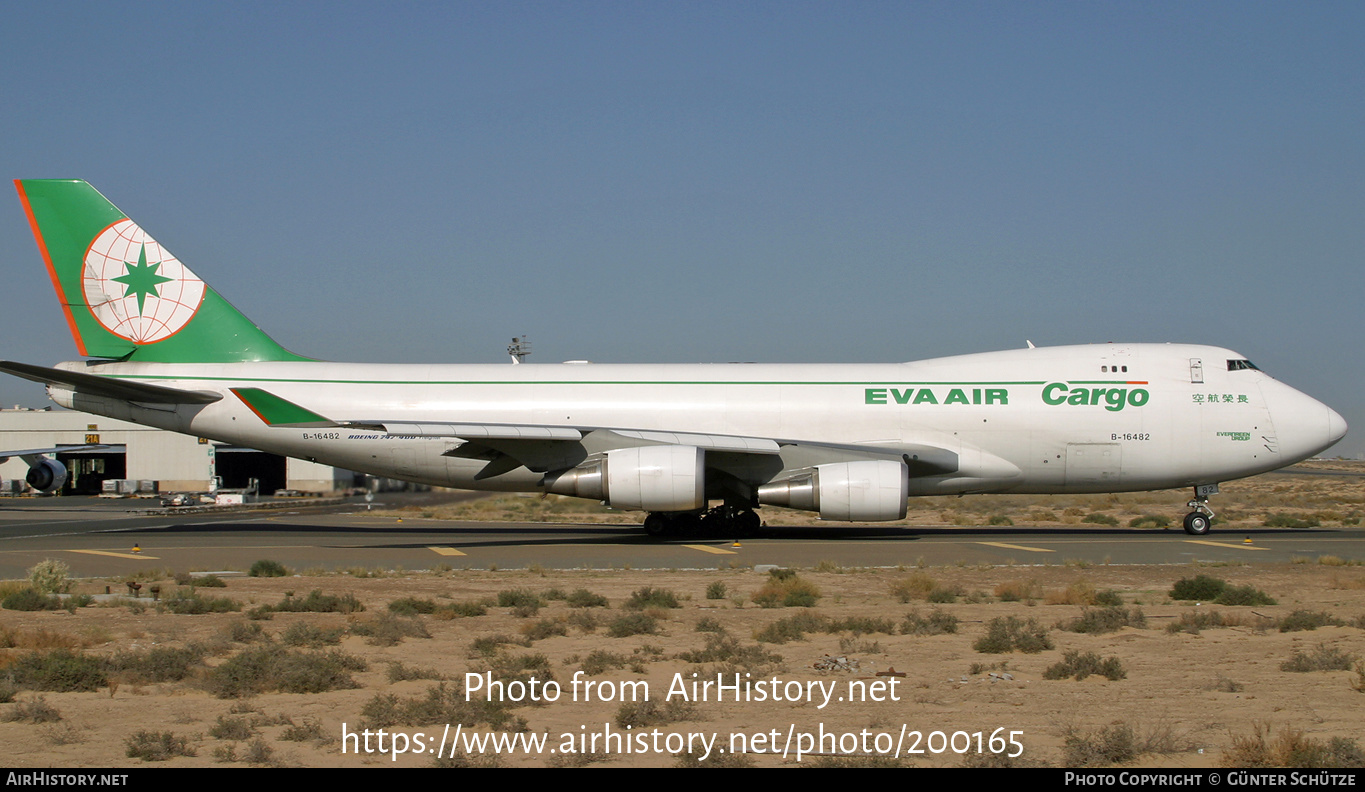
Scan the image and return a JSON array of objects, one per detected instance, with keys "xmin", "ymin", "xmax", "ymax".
[
  {"xmin": 1182, "ymin": 485, "xmax": 1218, "ymax": 536},
  {"xmin": 733, "ymin": 509, "xmax": 761, "ymax": 537},
  {"xmin": 671, "ymin": 512, "xmax": 702, "ymax": 537},
  {"xmin": 643, "ymin": 513, "xmax": 670, "ymax": 537},
  {"xmin": 1183, "ymin": 512, "xmax": 1211, "ymax": 536}
]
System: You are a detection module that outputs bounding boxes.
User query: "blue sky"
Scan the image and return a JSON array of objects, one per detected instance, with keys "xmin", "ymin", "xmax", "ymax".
[{"xmin": 1, "ymin": 2, "xmax": 1361, "ymax": 456}]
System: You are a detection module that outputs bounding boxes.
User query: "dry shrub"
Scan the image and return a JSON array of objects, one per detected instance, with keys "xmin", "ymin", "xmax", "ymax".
[
  {"xmin": 1222, "ymin": 723, "xmax": 1365, "ymax": 768},
  {"xmin": 4, "ymin": 695, "xmax": 62, "ymax": 723},
  {"xmin": 125, "ymin": 731, "xmax": 196, "ymax": 761},
  {"xmin": 0, "ymin": 627, "xmax": 83, "ymax": 651},
  {"xmin": 205, "ymin": 645, "xmax": 365, "ymax": 698},
  {"xmin": 901, "ymin": 609, "xmax": 959, "ymax": 636},
  {"xmin": 1063, "ymin": 723, "xmax": 1137, "ymax": 766},
  {"xmin": 676, "ymin": 634, "xmax": 782, "ymax": 675},
  {"xmin": 754, "ymin": 611, "xmax": 827, "ymax": 643},
  {"xmin": 973, "ymin": 617, "xmax": 1053, "ymax": 654},
  {"xmin": 1045, "ymin": 579, "xmax": 1097, "ymax": 606},
  {"xmin": 351, "ymin": 613, "xmax": 430, "ymax": 646},
  {"xmin": 752, "ymin": 573, "xmax": 820, "ymax": 608},
  {"xmin": 1060, "ymin": 607, "xmax": 1146, "ymax": 634},
  {"xmin": 624, "ymin": 587, "xmax": 680, "ymax": 610},
  {"xmin": 994, "ymin": 579, "xmax": 1042, "ymax": 603},
  {"xmin": 1043, "ymin": 651, "xmax": 1126, "ymax": 681},
  {"xmin": 1279, "ymin": 610, "xmax": 1343, "ymax": 632},
  {"xmin": 616, "ymin": 698, "xmax": 695, "ymax": 728},
  {"xmin": 519, "ymin": 617, "xmax": 568, "ymax": 642},
  {"xmin": 1063, "ymin": 717, "xmax": 1196, "ymax": 765},
  {"xmin": 1166, "ymin": 610, "xmax": 1239, "ymax": 635},
  {"xmin": 890, "ymin": 572, "xmax": 937, "ymax": 602},
  {"xmin": 606, "ymin": 613, "xmax": 658, "ymax": 637},
  {"xmin": 27, "ymin": 560, "xmax": 71, "ymax": 594},
  {"xmin": 1281, "ymin": 645, "xmax": 1357, "ymax": 673}
]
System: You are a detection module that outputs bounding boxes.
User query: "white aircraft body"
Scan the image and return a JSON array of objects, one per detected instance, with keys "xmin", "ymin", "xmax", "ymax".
[{"xmin": 1, "ymin": 180, "xmax": 1347, "ymax": 535}]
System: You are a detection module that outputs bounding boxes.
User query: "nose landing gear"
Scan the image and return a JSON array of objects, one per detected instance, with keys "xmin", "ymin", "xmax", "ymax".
[{"xmin": 1183, "ymin": 484, "xmax": 1218, "ymax": 535}]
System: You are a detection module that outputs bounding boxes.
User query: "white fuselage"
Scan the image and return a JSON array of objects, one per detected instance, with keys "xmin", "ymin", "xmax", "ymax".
[{"xmin": 49, "ymin": 343, "xmax": 1344, "ymax": 500}]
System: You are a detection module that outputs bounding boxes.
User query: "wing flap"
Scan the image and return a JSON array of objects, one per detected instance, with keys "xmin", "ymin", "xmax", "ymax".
[
  {"xmin": 608, "ymin": 430, "xmax": 781, "ymax": 454},
  {"xmin": 378, "ymin": 422, "xmax": 584, "ymax": 441}
]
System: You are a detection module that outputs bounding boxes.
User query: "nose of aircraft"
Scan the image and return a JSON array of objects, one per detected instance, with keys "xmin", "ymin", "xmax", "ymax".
[
  {"xmin": 1327, "ymin": 406, "xmax": 1348, "ymax": 446},
  {"xmin": 1263, "ymin": 380, "xmax": 1348, "ymax": 462}
]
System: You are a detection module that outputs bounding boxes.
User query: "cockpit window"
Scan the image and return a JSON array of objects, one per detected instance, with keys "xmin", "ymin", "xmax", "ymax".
[{"xmin": 1227, "ymin": 359, "xmax": 1260, "ymax": 371}]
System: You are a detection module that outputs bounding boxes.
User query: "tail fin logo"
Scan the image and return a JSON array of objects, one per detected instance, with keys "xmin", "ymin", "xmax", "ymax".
[{"xmin": 81, "ymin": 220, "xmax": 205, "ymax": 344}]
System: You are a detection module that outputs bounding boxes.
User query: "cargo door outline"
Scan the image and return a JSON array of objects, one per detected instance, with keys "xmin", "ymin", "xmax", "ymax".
[{"xmin": 1065, "ymin": 443, "xmax": 1123, "ymax": 486}]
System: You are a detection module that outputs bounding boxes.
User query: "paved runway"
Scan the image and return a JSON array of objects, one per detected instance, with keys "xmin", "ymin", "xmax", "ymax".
[{"xmin": 1, "ymin": 494, "xmax": 1361, "ymax": 578}]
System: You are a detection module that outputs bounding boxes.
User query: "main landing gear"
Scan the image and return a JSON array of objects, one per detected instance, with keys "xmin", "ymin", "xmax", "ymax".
[
  {"xmin": 1182, "ymin": 484, "xmax": 1219, "ymax": 536},
  {"xmin": 642, "ymin": 505, "xmax": 762, "ymax": 538}
]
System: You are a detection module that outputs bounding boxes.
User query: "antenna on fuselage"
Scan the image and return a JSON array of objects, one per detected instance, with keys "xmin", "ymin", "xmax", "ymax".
[
  {"xmin": 508, "ymin": 335, "xmax": 532, "ymax": 364},
  {"xmin": 1026, "ymin": 340, "xmax": 1036, "ymax": 349}
]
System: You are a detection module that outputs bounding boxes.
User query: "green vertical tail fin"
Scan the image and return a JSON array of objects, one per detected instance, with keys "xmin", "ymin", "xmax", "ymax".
[{"xmin": 15, "ymin": 179, "xmax": 307, "ymax": 363}]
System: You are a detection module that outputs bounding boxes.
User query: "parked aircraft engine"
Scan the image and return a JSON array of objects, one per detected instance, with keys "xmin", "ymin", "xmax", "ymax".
[
  {"xmin": 24, "ymin": 457, "xmax": 68, "ymax": 493},
  {"xmin": 544, "ymin": 445, "xmax": 706, "ymax": 512},
  {"xmin": 757, "ymin": 459, "xmax": 909, "ymax": 521}
]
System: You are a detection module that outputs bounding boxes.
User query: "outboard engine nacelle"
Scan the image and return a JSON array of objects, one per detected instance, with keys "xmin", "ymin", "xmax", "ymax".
[
  {"xmin": 544, "ymin": 445, "xmax": 706, "ymax": 512},
  {"xmin": 757, "ymin": 459, "xmax": 908, "ymax": 521},
  {"xmin": 24, "ymin": 457, "xmax": 68, "ymax": 493}
]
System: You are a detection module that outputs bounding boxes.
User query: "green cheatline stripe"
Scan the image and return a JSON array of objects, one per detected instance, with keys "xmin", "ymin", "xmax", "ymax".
[
  {"xmin": 105, "ymin": 374, "xmax": 1061, "ymax": 386},
  {"xmin": 231, "ymin": 387, "xmax": 330, "ymax": 425},
  {"xmin": 1067, "ymin": 380, "xmax": 1150, "ymax": 385}
]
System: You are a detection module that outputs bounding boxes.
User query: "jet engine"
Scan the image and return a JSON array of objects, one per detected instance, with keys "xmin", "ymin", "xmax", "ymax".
[
  {"xmin": 543, "ymin": 445, "xmax": 705, "ymax": 512},
  {"xmin": 24, "ymin": 457, "xmax": 68, "ymax": 493},
  {"xmin": 757, "ymin": 459, "xmax": 908, "ymax": 521}
]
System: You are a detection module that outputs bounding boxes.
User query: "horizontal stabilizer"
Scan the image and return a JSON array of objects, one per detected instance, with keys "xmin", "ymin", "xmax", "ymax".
[
  {"xmin": 231, "ymin": 388, "xmax": 337, "ymax": 427},
  {"xmin": 0, "ymin": 361, "xmax": 222, "ymax": 405}
]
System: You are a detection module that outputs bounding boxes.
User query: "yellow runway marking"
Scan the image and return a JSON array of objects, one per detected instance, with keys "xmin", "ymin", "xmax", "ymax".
[
  {"xmin": 427, "ymin": 546, "xmax": 467, "ymax": 556},
  {"xmin": 67, "ymin": 549, "xmax": 161, "ymax": 560},
  {"xmin": 683, "ymin": 544, "xmax": 737, "ymax": 555},
  {"xmin": 976, "ymin": 542, "xmax": 1054, "ymax": 553},
  {"xmin": 1185, "ymin": 540, "xmax": 1267, "ymax": 551}
]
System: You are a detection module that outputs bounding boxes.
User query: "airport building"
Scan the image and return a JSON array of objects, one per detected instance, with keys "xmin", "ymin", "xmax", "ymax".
[{"xmin": 0, "ymin": 407, "xmax": 354, "ymax": 496}]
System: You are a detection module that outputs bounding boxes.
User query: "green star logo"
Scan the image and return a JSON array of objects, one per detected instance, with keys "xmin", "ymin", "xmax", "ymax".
[{"xmin": 113, "ymin": 245, "xmax": 173, "ymax": 316}]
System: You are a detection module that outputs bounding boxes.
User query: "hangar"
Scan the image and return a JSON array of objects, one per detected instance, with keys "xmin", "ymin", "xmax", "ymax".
[{"xmin": 0, "ymin": 407, "xmax": 353, "ymax": 496}]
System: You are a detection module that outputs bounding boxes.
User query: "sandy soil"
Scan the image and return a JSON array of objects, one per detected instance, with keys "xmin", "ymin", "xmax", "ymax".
[{"xmin": 2, "ymin": 560, "xmax": 1363, "ymax": 768}]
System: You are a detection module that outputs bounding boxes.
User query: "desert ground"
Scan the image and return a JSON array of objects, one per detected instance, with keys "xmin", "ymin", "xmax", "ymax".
[{"xmin": 2, "ymin": 555, "xmax": 1364, "ymax": 768}]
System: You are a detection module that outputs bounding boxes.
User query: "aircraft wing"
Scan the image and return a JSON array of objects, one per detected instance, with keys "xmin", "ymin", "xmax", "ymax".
[
  {"xmin": 230, "ymin": 385, "xmax": 960, "ymax": 479},
  {"xmin": 378, "ymin": 421, "xmax": 959, "ymax": 483},
  {"xmin": 376, "ymin": 422, "xmax": 779, "ymax": 453},
  {"xmin": 0, "ymin": 361, "xmax": 222, "ymax": 405},
  {"xmin": 0, "ymin": 445, "xmax": 107, "ymax": 464}
]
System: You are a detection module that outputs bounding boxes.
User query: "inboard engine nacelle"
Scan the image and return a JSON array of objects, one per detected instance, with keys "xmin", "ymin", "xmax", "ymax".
[
  {"xmin": 757, "ymin": 459, "xmax": 909, "ymax": 522},
  {"xmin": 543, "ymin": 445, "xmax": 706, "ymax": 512}
]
